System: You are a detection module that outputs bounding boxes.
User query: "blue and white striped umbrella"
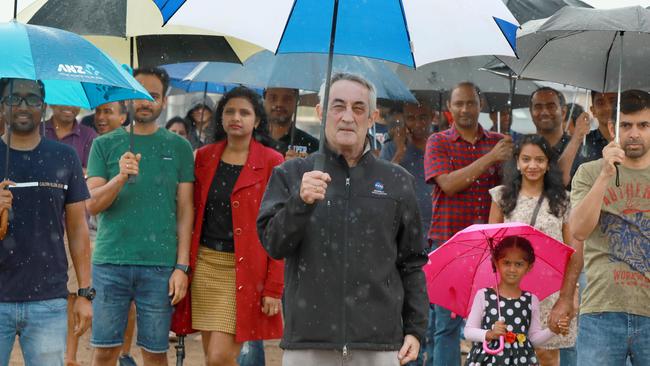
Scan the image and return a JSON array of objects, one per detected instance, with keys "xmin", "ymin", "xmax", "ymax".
[
  {"xmin": 154, "ymin": 0, "xmax": 519, "ymax": 68},
  {"xmin": 156, "ymin": 0, "xmax": 518, "ymax": 165},
  {"xmin": 0, "ymin": 21, "xmax": 151, "ymax": 108}
]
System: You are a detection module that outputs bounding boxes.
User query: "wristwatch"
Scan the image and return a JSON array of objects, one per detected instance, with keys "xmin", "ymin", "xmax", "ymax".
[
  {"xmin": 77, "ymin": 287, "xmax": 96, "ymax": 301},
  {"xmin": 175, "ymin": 264, "xmax": 191, "ymax": 274}
]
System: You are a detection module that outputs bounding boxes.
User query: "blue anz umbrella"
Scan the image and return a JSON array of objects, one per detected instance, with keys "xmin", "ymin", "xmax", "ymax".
[{"xmin": 0, "ymin": 21, "xmax": 152, "ymax": 108}]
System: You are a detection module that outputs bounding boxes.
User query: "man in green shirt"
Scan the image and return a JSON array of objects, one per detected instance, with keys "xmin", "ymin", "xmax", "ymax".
[
  {"xmin": 566, "ymin": 89, "xmax": 650, "ymax": 366},
  {"xmin": 86, "ymin": 67, "xmax": 194, "ymax": 366}
]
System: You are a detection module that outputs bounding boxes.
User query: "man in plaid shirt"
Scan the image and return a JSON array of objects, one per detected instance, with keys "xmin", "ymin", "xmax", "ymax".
[{"xmin": 422, "ymin": 82, "xmax": 513, "ymax": 366}]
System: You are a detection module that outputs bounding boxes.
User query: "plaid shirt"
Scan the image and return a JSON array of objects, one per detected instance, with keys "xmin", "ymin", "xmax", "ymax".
[{"xmin": 425, "ymin": 125, "xmax": 503, "ymax": 243}]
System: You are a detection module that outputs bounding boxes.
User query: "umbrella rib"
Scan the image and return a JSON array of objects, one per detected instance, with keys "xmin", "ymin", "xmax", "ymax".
[
  {"xmin": 601, "ymin": 32, "xmax": 619, "ymax": 92},
  {"xmin": 428, "ymin": 243, "xmax": 490, "ymax": 279}
]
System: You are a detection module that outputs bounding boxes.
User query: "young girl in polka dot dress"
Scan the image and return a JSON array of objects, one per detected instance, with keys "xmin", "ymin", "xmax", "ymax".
[{"xmin": 464, "ymin": 236, "xmax": 569, "ymax": 366}]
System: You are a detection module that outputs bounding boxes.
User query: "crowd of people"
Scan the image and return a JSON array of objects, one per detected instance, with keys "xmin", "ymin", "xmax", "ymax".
[{"xmin": 0, "ymin": 62, "xmax": 647, "ymax": 366}]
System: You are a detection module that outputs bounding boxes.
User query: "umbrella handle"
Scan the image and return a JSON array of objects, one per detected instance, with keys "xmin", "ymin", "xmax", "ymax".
[
  {"xmin": 482, "ymin": 336, "xmax": 504, "ymax": 355},
  {"xmin": 0, "ymin": 208, "xmax": 7, "ymax": 240}
]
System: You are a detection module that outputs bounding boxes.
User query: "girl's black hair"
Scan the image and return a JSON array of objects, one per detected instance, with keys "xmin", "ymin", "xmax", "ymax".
[
  {"xmin": 500, "ymin": 134, "xmax": 569, "ymax": 218},
  {"xmin": 491, "ymin": 235, "xmax": 536, "ymax": 271},
  {"xmin": 213, "ymin": 86, "xmax": 274, "ymax": 148}
]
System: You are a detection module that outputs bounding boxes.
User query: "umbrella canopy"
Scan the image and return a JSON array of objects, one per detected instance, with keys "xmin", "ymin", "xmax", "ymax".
[
  {"xmin": 498, "ymin": 6, "xmax": 650, "ymax": 92},
  {"xmin": 18, "ymin": 0, "xmax": 261, "ymax": 66},
  {"xmin": 503, "ymin": 0, "xmax": 592, "ymax": 23},
  {"xmin": 175, "ymin": 51, "xmax": 417, "ymax": 102},
  {"xmin": 0, "ymin": 21, "xmax": 151, "ymax": 108},
  {"xmin": 394, "ymin": 56, "xmax": 540, "ymax": 111},
  {"xmin": 424, "ymin": 223, "xmax": 574, "ymax": 319},
  {"xmin": 162, "ymin": 62, "xmax": 243, "ymax": 94},
  {"xmin": 155, "ymin": 0, "xmax": 519, "ymax": 68},
  {"xmin": 157, "ymin": 0, "xmax": 519, "ymax": 166}
]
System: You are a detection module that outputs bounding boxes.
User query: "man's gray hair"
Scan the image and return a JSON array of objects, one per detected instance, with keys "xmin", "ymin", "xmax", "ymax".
[{"xmin": 318, "ymin": 72, "xmax": 377, "ymax": 114}]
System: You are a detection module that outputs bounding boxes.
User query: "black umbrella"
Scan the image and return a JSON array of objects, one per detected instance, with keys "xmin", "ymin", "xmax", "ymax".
[{"xmin": 24, "ymin": 0, "xmax": 253, "ymax": 66}]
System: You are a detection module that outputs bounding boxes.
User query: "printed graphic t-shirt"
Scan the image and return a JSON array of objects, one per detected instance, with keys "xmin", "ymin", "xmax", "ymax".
[
  {"xmin": 0, "ymin": 139, "xmax": 89, "ymax": 302},
  {"xmin": 571, "ymin": 159, "xmax": 650, "ymax": 317}
]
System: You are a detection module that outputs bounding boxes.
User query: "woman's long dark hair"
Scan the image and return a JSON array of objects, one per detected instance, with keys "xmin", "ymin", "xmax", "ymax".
[
  {"xmin": 213, "ymin": 86, "xmax": 275, "ymax": 148},
  {"xmin": 500, "ymin": 134, "xmax": 568, "ymax": 218}
]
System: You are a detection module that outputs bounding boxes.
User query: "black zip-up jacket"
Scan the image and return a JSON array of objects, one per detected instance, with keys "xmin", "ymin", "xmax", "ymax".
[{"xmin": 257, "ymin": 146, "xmax": 429, "ymax": 351}]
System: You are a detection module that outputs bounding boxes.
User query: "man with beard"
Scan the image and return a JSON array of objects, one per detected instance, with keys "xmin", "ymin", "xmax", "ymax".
[
  {"xmin": 94, "ymin": 101, "xmax": 128, "ymax": 136},
  {"xmin": 529, "ymin": 87, "xmax": 590, "ymax": 186},
  {"xmin": 568, "ymin": 89, "xmax": 650, "ymax": 365},
  {"xmin": 424, "ymin": 82, "xmax": 512, "ymax": 366},
  {"xmin": 86, "ymin": 67, "xmax": 195, "ymax": 366},
  {"xmin": 264, "ymin": 87, "xmax": 318, "ymax": 158},
  {"xmin": 44, "ymin": 104, "xmax": 97, "ymax": 170},
  {"xmin": 0, "ymin": 78, "xmax": 92, "ymax": 365}
]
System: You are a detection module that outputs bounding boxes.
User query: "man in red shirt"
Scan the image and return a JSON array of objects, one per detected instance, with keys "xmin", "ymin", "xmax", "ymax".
[{"xmin": 423, "ymin": 82, "xmax": 513, "ymax": 366}]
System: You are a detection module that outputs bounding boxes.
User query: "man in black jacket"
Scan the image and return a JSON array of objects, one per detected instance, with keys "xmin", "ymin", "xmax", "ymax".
[{"xmin": 257, "ymin": 72, "xmax": 428, "ymax": 365}]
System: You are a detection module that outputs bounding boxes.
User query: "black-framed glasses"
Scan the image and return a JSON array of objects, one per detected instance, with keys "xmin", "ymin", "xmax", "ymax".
[{"xmin": 1, "ymin": 95, "xmax": 44, "ymax": 108}]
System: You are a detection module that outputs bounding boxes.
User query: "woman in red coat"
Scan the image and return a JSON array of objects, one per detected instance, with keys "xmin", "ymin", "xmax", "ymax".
[{"xmin": 174, "ymin": 86, "xmax": 284, "ymax": 365}]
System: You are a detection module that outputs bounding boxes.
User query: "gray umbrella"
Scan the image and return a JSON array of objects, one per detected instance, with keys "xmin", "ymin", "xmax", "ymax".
[
  {"xmin": 502, "ymin": 0, "xmax": 592, "ymax": 23},
  {"xmin": 499, "ymin": 6, "xmax": 650, "ymax": 92},
  {"xmin": 498, "ymin": 5, "xmax": 650, "ymax": 143},
  {"xmin": 393, "ymin": 56, "xmax": 540, "ymax": 112}
]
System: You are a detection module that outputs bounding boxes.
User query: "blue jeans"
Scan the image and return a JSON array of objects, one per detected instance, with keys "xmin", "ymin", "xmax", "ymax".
[
  {"xmin": 577, "ymin": 312, "xmax": 650, "ymax": 366},
  {"xmin": 0, "ymin": 298, "xmax": 68, "ymax": 366},
  {"xmin": 91, "ymin": 264, "xmax": 174, "ymax": 353},
  {"xmin": 432, "ymin": 304, "xmax": 463, "ymax": 366},
  {"xmin": 560, "ymin": 347, "xmax": 577, "ymax": 366},
  {"xmin": 237, "ymin": 340, "xmax": 265, "ymax": 365}
]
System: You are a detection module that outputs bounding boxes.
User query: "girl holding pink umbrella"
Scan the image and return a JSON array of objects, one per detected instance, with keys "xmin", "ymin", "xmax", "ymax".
[{"xmin": 464, "ymin": 236, "xmax": 569, "ymax": 365}]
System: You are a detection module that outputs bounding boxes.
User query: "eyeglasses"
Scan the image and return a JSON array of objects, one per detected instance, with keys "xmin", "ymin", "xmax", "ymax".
[{"xmin": 1, "ymin": 95, "xmax": 44, "ymax": 108}]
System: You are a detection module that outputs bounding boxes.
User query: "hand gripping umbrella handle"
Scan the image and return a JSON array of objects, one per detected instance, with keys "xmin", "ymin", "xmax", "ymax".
[
  {"xmin": 0, "ymin": 208, "xmax": 8, "ymax": 240},
  {"xmin": 483, "ymin": 336, "xmax": 504, "ymax": 355}
]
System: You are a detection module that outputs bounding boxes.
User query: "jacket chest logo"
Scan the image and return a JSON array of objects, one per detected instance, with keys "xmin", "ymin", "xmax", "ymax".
[{"xmin": 372, "ymin": 181, "xmax": 387, "ymax": 196}]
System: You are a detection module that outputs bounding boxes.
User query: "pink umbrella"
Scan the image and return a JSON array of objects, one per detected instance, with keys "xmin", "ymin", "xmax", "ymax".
[
  {"xmin": 424, "ymin": 222, "xmax": 575, "ymax": 354},
  {"xmin": 424, "ymin": 222, "xmax": 575, "ymax": 319}
]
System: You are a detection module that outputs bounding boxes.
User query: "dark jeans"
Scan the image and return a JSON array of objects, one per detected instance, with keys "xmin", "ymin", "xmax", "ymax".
[{"xmin": 237, "ymin": 340, "xmax": 265, "ymax": 366}]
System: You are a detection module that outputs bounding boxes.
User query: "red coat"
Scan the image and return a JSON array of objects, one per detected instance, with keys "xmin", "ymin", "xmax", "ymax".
[{"xmin": 171, "ymin": 139, "xmax": 284, "ymax": 342}]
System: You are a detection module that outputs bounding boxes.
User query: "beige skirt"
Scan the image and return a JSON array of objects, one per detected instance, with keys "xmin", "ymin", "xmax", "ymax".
[{"xmin": 191, "ymin": 246, "xmax": 236, "ymax": 334}]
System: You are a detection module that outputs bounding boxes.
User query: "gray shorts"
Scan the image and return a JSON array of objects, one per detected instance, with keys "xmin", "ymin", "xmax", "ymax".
[{"xmin": 283, "ymin": 348, "xmax": 399, "ymax": 366}]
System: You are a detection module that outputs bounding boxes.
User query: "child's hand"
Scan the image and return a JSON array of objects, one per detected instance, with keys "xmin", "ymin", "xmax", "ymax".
[
  {"xmin": 486, "ymin": 321, "xmax": 507, "ymax": 341},
  {"xmin": 550, "ymin": 316, "xmax": 570, "ymax": 335},
  {"xmin": 557, "ymin": 316, "xmax": 570, "ymax": 336}
]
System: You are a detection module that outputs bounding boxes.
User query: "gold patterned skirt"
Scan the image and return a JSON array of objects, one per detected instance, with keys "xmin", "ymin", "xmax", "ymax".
[{"xmin": 191, "ymin": 246, "xmax": 236, "ymax": 334}]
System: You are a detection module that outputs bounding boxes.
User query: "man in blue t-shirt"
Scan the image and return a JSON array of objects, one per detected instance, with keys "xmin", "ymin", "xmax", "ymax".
[{"xmin": 0, "ymin": 78, "xmax": 92, "ymax": 365}]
